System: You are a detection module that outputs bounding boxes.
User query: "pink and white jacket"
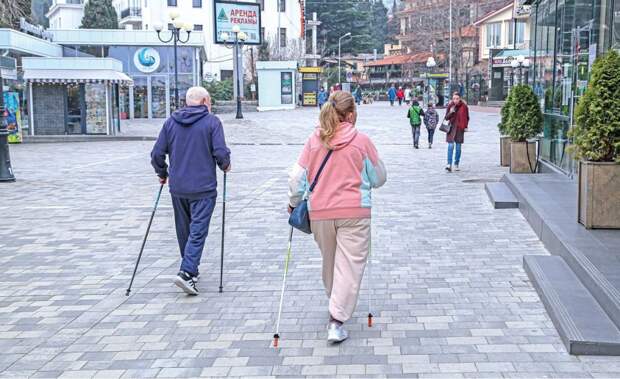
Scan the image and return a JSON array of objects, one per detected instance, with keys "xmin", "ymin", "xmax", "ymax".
[{"xmin": 288, "ymin": 122, "xmax": 387, "ymax": 220}]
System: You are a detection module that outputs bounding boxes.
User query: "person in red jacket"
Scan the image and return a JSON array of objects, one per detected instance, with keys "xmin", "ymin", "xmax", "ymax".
[
  {"xmin": 444, "ymin": 92, "xmax": 469, "ymax": 172},
  {"xmin": 396, "ymin": 87, "xmax": 405, "ymax": 106}
]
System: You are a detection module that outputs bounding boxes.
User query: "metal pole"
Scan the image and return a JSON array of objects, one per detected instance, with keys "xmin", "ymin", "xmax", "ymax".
[
  {"xmin": 338, "ymin": 39, "xmax": 341, "ymax": 85},
  {"xmin": 235, "ymin": 34, "xmax": 243, "ymax": 119},
  {"xmin": 219, "ymin": 172, "xmax": 227, "ymax": 293},
  {"xmin": 173, "ymin": 29, "xmax": 179, "ymax": 109},
  {"xmin": 0, "ymin": 69, "xmax": 16, "ymax": 182},
  {"xmin": 449, "ymin": 0, "xmax": 452, "ymax": 91}
]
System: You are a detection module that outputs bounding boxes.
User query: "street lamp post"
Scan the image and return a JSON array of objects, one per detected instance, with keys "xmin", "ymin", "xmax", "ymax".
[
  {"xmin": 425, "ymin": 56, "xmax": 436, "ymax": 105},
  {"xmin": 511, "ymin": 55, "xmax": 530, "ymax": 86},
  {"xmin": 0, "ymin": 70, "xmax": 16, "ymax": 182},
  {"xmin": 338, "ymin": 32, "xmax": 352, "ymax": 85},
  {"xmin": 220, "ymin": 25, "xmax": 247, "ymax": 119},
  {"xmin": 154, "ymin": 12, "xmax": 191, "ymax": 110}
]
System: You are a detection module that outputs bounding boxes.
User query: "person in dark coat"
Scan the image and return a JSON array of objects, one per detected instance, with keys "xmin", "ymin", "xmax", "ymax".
[
  {"xmin": 151, "ymin": 87, "xmax": 231, "ymax": 295},
  {"xmin": 444, "ymin": 92, "xmax": 469, "ymax": 172}
]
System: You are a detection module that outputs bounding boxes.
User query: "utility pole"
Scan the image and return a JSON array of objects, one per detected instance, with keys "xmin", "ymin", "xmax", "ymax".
[
  {"xmin": 277, "ymin": 0, "xmax": 281, "ymax": 57},
  {"xmin": 310, "ymin": 12, "xmax": 320, "ymax": 66}
]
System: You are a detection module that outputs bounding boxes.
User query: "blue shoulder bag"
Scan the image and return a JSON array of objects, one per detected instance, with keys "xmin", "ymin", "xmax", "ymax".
[{"xmin": 288, "ymin": 149, "xmax": 333, "ymax": 234}]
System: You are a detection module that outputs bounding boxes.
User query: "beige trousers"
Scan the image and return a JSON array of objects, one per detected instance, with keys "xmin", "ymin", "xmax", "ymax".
[{"xmin": 310, "ymin": 218, "xmax": 371, "ymax": 322}]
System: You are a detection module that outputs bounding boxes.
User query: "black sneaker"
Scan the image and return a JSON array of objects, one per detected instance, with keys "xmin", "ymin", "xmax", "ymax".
[
  {"xmin": 445, "ymin": 165, "xmax": 452, "ymax": 172},
  {"xmin": 174, "ymin": 271, "xmax": 198, "ymax": 295}
]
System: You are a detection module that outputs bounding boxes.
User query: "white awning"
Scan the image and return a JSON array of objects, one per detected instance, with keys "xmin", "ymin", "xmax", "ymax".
[{"xmin": 24, "ymin": 69, "xmax": 133, "ymax": 84}]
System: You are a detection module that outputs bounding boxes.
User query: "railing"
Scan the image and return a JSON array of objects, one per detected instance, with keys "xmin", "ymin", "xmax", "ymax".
[
  {"xmin": 53, "ymin": 0, "xmax": 83, "ymax": 5},
  {"xmin": 120, "ymin": 7, "xmax": 142, "ymax": 18}
]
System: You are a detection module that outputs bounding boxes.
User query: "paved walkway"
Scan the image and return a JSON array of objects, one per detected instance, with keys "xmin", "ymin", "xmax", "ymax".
[{"xmin": 2, "ymin": 103, "xmax": 620, "ymax": 378}]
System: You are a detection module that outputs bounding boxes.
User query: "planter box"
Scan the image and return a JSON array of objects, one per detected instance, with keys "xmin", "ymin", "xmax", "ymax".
[
  {"xmin": 578, "ymin": 161, "xmax": 620, "ymax": 229},
  {"xmin": 500, "ymin": 136, "xmax": 511, "ymax": 167},
  {"xmin": 510, "ymin": 141, "xmax": 537, "ymax": 173}
]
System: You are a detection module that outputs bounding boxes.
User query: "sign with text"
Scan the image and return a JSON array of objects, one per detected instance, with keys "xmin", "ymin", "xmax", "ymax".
[{"xmin": 214, "ymin": 0, "xmax": 261, "ymax": 45}]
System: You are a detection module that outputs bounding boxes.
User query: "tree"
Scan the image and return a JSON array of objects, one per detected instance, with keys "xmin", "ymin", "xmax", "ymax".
[
  {"xmin": 0, "ymin": 0, "xmax": 31, "ymax": 28},
  {"xmin": 569, "ymin": 50, "xmax": 620, "ymax": 162},
  {"xmin": 31, "ymin": 0, "xmax": 51, "ymax": 27},
  {"xmin": 506, "ymin": 84, "xmax": 543, "ymax": 142},
  {"xmin": 80, "ymin": 0, "xmax": 118, "ymax": 29}
]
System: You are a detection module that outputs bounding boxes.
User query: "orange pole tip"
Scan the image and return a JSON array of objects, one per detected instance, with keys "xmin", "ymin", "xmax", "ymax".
[
  {"xmin": 368, "ymin": 313, "xmax": 373, "ymax": 328},
  {"xmin": 273, "ymin": 334, "xmax": 280, "ymax": 348}
]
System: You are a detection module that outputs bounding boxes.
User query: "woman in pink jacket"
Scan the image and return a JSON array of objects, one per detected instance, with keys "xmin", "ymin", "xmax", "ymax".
[{"xmin": 288, "ymin": 91, "xmax": 387, "ymax": 343}]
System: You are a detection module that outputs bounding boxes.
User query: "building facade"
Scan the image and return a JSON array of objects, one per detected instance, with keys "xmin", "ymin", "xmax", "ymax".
[
  {"xmin": 474, "ymin": 2, "xmax": 532, "ymax": 101},
  {"xmin": 46, "ymin": 0, "xmax": 303, "ymax": 80},
  {"xmin": 527, "ymin": 0, "xmax": 619, "ymax": 174}
]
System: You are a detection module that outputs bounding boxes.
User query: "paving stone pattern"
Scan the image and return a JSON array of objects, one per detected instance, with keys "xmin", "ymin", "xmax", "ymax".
[{"xmin": 2, "ymin": 103, "xmax": 620, "ymax": 378}]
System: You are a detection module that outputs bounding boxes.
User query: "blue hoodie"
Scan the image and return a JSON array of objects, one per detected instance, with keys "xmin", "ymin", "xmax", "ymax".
[{"xmin": 151, "ymin": 105, "xmax": 231, "ymax": 200}]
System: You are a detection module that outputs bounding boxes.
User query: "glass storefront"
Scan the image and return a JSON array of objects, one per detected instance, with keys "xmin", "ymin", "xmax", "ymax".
[
  {"xmin": 62, "ymin": 44, "xmax": 200, "ymax": 119},
  {"xmin": 530, "ymin": 0, "xmax": 619, "ymax": 174}
]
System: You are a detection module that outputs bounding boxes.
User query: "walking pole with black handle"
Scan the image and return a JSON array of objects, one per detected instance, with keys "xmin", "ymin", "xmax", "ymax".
[
  {"xmin": 126, "ymin": 184, "xmax": 164, "ymax": 296},
  {"xmin": 219, "ymin": 172, "xmax": 227, "ymax": 293}
]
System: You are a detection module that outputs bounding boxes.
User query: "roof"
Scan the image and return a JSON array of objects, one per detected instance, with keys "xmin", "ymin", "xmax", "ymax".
[
  {"xmin": 365, "ymin": 52, "xmax": 433, "ymax": 67},
  {"xmin": 473, "ymin": 2, "xmax": 514, "ymax": 26},
  {"xmin": 22, "ymin": 57, "xmax": 132, "ymax": 84}
]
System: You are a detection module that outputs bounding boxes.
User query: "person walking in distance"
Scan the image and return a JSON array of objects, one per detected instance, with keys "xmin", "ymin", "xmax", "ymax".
[
  {"xmin": 151, "ymin": 87, "xmax": 231, "ymax": 295},
  {"xmin": 387, "ymin": 84, "xmax": 396, "ymax": 106},
  {"xmin": 406, "ymin": 98, "xmax": 425, "ymax": 149},
  {"xmin": 288, "ymin": 91, "xmax": 387, "ymax": 343},
  {"xmin": 423, "ymin": 102, "xmax": 439, "ymax": 149},
  {"xmin": 396, "ymin": 86, "xmax": 405, "ymax": 106},
  {"xmin": 444, "ymin": 92, "xmax": 469, "ymax": 172},
  {"xmin": 404, "ymin": 86, "xmax": 412, "ymax": 106},
  {"xmin": 318, "ymin": 87, "xmax": 328, "ymax": 109}
]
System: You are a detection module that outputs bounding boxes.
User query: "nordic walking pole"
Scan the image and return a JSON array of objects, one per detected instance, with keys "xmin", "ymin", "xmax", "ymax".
[
  {"xmin": 368, "ymin": 229, "xmax": 373, "ymax": 327},
  {"xmin": 126, "ymin": 184, "xmax": 164, "ymax": 296},
  {"xmin": 273, "ymin": 226, "xmax": 294, "ymax": 348},
  {"xmin": 219, "ymin": 172, "xmax": 227, "ymax": 293}
]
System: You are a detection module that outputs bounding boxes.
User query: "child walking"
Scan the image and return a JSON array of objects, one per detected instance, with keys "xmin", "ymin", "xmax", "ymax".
[
  {"xmin": 406, "ymin": 99, "xmax": 425, "ymax": 149},
  {"xmin": 423, "ymin": 102, "xmax": 439, "ymax": 148}
]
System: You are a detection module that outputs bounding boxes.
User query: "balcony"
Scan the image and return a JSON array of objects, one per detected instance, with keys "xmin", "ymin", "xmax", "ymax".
[{"xmin": 119, "ymin": 7, "xmax": 142, "ymax": 28}]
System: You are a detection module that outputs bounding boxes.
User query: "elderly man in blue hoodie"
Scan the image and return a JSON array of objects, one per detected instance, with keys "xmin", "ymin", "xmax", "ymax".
[{"xmin": 151, "ymin": 87, "xmax": 231, "ymax": 295}]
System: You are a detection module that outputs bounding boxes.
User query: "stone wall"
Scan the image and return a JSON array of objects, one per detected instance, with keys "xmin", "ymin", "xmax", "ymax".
[{"xmin": 33, "ymin": 84, "xmax": 66, "ymax": 135}]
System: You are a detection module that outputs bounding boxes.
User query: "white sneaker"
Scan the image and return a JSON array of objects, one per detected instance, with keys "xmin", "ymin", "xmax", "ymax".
[
  {"xmin": 454, "ymin": 165, "xmax": 460, "ymax": 171},
  {"xmin": 327, "ymin": 322, "xmax": 348, "ymax": 343}
]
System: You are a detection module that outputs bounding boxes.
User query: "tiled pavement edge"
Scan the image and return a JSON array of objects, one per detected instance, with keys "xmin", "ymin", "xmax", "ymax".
[{"xmin": 2, "ymin": 103, "xmax": 620, "ymax": 378}]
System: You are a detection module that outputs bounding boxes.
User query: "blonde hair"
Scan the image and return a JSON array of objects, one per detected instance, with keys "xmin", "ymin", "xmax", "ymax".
[{"xmin": 319, "ymin": 91, "xmax": 355, "ymax": 147}]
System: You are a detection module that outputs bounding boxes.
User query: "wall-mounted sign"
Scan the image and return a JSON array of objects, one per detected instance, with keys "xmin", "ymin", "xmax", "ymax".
[
  {"xmin": 133, "ymin": 48, "xmax": 161, "ymax": 73},
  {"xmin": 513, "ymin": 0, "xmax": 531, "ymax": 18},
  {"xmin": 20, "ymin": 17, "xmax": 53, "ymax": 41},
  {"xmin": 281, "ymin": 71, "xmax": 293, "ymax": 105},
  {"xmin": 214, "ymin": 0, "xmax": 261, "ymax": 45}
]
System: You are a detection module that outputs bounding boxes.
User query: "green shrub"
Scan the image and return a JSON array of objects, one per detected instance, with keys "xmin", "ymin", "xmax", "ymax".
[
  {"xmin": 499, "ymin": 88, "xmax": 514, "ymax": 135},
  {"xmin": 506, "ymin": 84, "xmax": 543, "ymax": 142},
  {"xmin": 203, "ymin": 80, "xmax": 233, "ymax": 102},
  {"xmin": 569, "ymin": 50, "xmax": 620, "ymax": 162}
]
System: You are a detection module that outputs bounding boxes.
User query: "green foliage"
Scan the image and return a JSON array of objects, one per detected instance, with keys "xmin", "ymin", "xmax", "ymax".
[
  {"xmin": 569, "ymin": 50, "xmax": 620, "ymax": 162},
  {"xmin": 31, "ymin": 0, "xmax": 51, "ymax": 27},
  {"xmin": 257, "ymin": 40, "xmax": 270, "ymax": 61},
  {"xmin": 499, "ymin": 88, "xmax": 515, "ymax": 135},
  {"xmin": 80, "ymin": 0, "xmax": 118, "ymax": 29},
  {"xmin": 505, "ymin": 84, "xmax": 543, "ymax": 142},
  {"xmin": 308, "ymin": 0, "xmax": 388, "ymax": 56},
  {"xmin": 204, "ymin": 80, "xmax": 233, "ymax": 102}
]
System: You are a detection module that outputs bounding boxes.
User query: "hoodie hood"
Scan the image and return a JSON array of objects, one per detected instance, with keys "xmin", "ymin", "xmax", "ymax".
[
  {"xmin": 316, "ymin": 122, "xmax": 358, "ymax": 151},
  {"xmin": 171, "ymin": 105, "xmax": 210, "ymax": 126}
]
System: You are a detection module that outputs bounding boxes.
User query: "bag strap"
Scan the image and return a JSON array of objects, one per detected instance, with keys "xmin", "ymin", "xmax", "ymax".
[{"xmin": 309, "ymin": 149, "xmax": 333, "ymax": 193}]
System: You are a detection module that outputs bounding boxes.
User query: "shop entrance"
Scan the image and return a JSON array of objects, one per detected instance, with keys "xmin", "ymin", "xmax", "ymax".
[{"xmin": 150, "ymin": 75, "xmax": 169, "ymax": 119}]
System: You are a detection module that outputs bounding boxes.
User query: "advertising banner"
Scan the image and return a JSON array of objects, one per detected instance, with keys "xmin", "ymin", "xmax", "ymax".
[
  {"xmin": 214, "ymin": 0, "xmax": 261, "ymax": 45},
  {"xmin": 3, "ymin": 92, "xmax": 23, "ymax": 144}
]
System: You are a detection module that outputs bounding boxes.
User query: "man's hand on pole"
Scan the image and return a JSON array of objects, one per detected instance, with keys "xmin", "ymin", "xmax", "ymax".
[
  {"xmin": 159, "ymin": 176, "xmax": 167, "ymax": 185},
  {"xmin": 224, "ymin": 164, "xmax": 231, "ymax": 173}
]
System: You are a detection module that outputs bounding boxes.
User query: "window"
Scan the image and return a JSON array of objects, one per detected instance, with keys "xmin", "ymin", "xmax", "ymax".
[
  {"xmin": 508, "ymin": 20, "xmax": 526, "ymax": 46},
  {"xmin": 167, "ymin": 0, "xmax": 176, "ymax": 6},
  {"xmin": 168, "ymin": 23, "xmax": 174, "ymax": 30},
  {"xmin": 194, "ymin": 24, "xmax": 203, "ymax": 31},
  {"xmin": 279, "ymin": 27, "xmax": 287, "ymax": 47},
  {"xmin": 278, "ymin": 0, "xmax": 285, "ymax": 12},
  {"xmin": 486, "ymin": 22, "xmax": 501, "ymax": 47},
  {"xmin": 260, "ymin": 27, "xmax": 265, "ymax": 42},
  {"xmin": 192, "ymin": 0, "xmax": 201, "ymax": 7}
]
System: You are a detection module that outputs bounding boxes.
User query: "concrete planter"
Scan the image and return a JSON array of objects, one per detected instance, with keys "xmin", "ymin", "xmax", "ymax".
[
  {"xmin": 500, "ymin": 136, "xmax": 511, "ymax": 167},
  {"xmin": 578, "ymin": 161, "xmax": 620, "ymax": 229},
  {"xmin": 510, "ymin": 141, "xmax": 537, "ymax": 173}
]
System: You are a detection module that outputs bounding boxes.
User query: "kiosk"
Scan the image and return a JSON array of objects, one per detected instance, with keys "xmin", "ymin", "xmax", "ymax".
[
  {"xmin": 299, "ymin": 66, "xmax": 321, "ymax": 106},
  {"xmin": 256, "ymin": 61, "xmax": 297, "ymax": 112}
]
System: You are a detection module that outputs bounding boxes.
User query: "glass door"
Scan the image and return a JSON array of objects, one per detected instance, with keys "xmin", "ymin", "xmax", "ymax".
[
  {"xmin": 133, "ymin": 76, "xmax": 149, "ymax": 119},
  {"xmin": 151, "ymin": 75, "xmax": 169, "ymax": 118},
  {"xmin": 66, "ymin": 83, "xmax": 84, "ymax": 134}
]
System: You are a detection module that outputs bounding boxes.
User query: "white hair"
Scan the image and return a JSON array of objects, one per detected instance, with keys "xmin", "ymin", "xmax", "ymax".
[{"xmin": 186, "ymin": 86, "xmax": 210, "ymax": 106}]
